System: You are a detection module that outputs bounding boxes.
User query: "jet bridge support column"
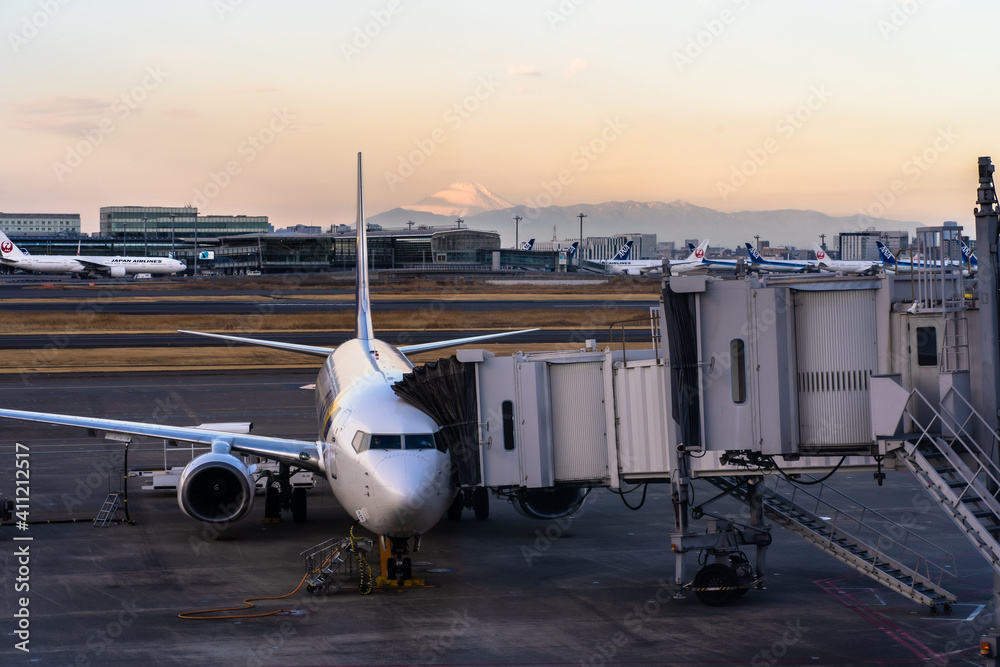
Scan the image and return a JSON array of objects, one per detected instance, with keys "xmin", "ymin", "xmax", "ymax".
[
  {"xmin": 975, "ymin": 156, "xmax": 1000, "ymax": 664},
  {"xmin": 747, "ymin": 477, "xmax": 769, "ymax": 589}
]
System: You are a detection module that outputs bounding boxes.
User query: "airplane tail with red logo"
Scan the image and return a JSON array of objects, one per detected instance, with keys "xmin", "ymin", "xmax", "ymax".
[
  {"xmin": 0, "ymin": 231, "xmax": 26, "ymax": 262},
  {"xmin": 811, "ymin": 242, "xmax": 832, "ymax": 266},
  {"xmin": 686, "ymin": 239, "xmax": 709, "ymax": 262}
]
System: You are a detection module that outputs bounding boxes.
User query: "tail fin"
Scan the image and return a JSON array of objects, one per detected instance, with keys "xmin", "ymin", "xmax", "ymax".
[
  {"xmin": 687, "ymin": 242, "xmax": 696, "ymax": 253},
  {"xmin": 744, "ymin": 242, "xmax": 764, "ymax": 263},
  {"xmin": 521, "ymin": 238, "xmax": 535, "ymax": 251},
  {"xmin": 567, "ymin": 241, "xmax": 579, "ymax": 260},
  {"xmin": 686, "ymin": 239, "xmax": 709, "ymax": 262},
  {"xmin": 355, "ymin": 153, "xmax": 375, "ymax": 345},
  {"xmin": 875, "ymin": 241, "xmax": 896, "ymax": 266},
  {"xmin": 0, "ymin": 231, "xmax": 26, "ymax": 261},
  {"xmin": 811, "ymin": 242, "xmax": 830, "ymax": 264},
  {"xmin": 612, "ymin": 241, "xmax": 633, "ymax": 261},
  {"xmin": 962, "ymin": 240, "xmax": 978, "ymax": 269}
]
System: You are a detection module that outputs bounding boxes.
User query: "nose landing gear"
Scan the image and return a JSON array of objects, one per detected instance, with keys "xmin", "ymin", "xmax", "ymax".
[{"xmin": 376, "ymin": 535, "xmax": 425, "ymax": 587}]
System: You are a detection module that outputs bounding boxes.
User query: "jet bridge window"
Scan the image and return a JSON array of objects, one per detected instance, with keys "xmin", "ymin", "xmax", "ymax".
[
  {"xmin": 916, "ymin": 327, "xmax": 938, "ymax": 367},
  {"xmin": 730, "ymin": 338, "xmax": 747, "ymax": 404}
]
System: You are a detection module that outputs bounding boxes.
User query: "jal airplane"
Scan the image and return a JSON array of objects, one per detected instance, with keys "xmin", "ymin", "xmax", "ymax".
[
  {"xmin": 0, "ymin": 154, "xmax": 538, "ymax": 581},
  {"xmin": 0, "ymin": 231, "xmax": 186, "ymax": 277},
  {"xmin": 811, "ymin": 243, "xmax": 882, "ymax": 275},
  {"xmin": 600, "ymin": 240, "xmax": 710, "ymax": 276}
]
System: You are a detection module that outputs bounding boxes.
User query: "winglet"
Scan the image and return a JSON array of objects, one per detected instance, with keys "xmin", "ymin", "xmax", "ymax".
[{"xmin": 355, "ymin": 153, "xmax": 375, "ymax": 345}]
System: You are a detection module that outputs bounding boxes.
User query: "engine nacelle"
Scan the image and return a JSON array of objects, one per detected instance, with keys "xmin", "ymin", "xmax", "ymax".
[
  {"xmin": 109, "ymin": 266, "xmax": 126, "ymax": 278},
  {"xmin": 177, "ymin": 452, "xmax": 255, "ymax": 523},
  {"xmin": 511, "ymin": 487, "xmax": 589, "ymax": 520}
]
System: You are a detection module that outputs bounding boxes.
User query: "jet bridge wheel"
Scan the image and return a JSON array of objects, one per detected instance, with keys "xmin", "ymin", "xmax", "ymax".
[
  {"xmin": 693, "ymin": 563, "xmax": 739, "ymax": 607},
  {"xmin": 291, "ymin": 487, "xmax": 307, "ymax": 522},
  {"xmin": 473, "ymin": 487, "xmax": 489, "ymax": 520}
]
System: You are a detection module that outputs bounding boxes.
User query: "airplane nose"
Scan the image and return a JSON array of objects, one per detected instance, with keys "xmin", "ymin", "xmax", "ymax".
[{"xmin": 371, "ymin": 454, "xmax": 448, "ymax": 534}]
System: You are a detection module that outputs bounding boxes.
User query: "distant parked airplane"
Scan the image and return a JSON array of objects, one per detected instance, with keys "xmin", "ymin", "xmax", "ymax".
[
  {"xmin": 520, "ymin": 238, "xmax": 535, "ymax": 251},
  {"xmin": 0, "ymin": 231, "xmax": 186, "ymax": 277}
]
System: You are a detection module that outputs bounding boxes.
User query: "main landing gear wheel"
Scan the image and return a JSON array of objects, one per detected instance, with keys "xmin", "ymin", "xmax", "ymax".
[
  {"xmin": 693, "ymin": 563, "xmax": 739, "ymax": 607},
  {"xmin": 473, "ymin": 487, "xmax": 489, "ymax": 520},
  {"xmin": 447, "ymin": 493, "xmax": 464, "ymax": 521},
  {"xmin": 264, "ymin": 480, "xmax": 280, "ymax": 520}
]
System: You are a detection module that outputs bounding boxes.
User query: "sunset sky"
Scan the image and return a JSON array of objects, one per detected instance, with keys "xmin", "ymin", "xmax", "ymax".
[{"xmin": 1, "ymin": 0, "xmax": 996, "ymax": 236}]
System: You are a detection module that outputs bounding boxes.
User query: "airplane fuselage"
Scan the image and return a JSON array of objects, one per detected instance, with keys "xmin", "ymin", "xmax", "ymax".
[
  {"xmin": 315, "ymin": 338, "xmax": 453, "ymax": 538},
  {"xmin": 1, "ymin": 255, "xmax": 185, "ymax": 275}
]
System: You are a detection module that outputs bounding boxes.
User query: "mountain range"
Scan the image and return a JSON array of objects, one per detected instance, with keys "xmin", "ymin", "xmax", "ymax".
[{"xmin": 370, "ymin": 182, "xmax": 925, "ymax": 249}]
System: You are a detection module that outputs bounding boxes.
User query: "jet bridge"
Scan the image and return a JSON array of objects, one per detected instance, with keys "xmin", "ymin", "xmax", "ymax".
[{"xmin": 396, "ymin": 160, "xmax": 1000, "ymax": 650}]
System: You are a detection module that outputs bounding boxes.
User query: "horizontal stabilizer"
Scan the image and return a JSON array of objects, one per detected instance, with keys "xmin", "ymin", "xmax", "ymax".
[
  {"xmin": 178, "ymin": 330, "xmax": 335, "ymax": 357},
  {"xmin": 399, "ymin": 328, "xmax": 539, "ymax": 354}
]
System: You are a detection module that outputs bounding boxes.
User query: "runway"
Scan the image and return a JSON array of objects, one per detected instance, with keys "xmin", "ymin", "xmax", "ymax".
[{"xmin": 0, "ymin": 370, "xmax": 992, "ymax": 665}]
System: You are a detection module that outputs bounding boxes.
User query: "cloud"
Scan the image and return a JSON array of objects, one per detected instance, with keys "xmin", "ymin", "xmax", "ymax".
[
  {"xmin": 565, "ymin": 57, "xmax": 591, "ymax": 77},
  {"xmin": 10, "ymin": 96, "xmax": 110, "ymax": 136},
  {"xmin": 508, "ymin": 64, "xmax": 541, "ymax": 76}
]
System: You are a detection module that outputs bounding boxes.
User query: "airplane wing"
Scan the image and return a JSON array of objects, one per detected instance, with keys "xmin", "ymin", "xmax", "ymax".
[
  {"xmin": 75, "ymin": 258, "xmax": 113, "ymax": 272},
  {"xmin": 0, "ymin": 408, "xmax": 322, "ymax": 471}
]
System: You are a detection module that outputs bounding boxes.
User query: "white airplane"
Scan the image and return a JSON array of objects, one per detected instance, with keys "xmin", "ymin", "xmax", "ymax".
[
  {"xmin": 0, "ymin": 154, "xmax": 540, "ymax": 582},
  {"xmin": 743, "ymin": 243, "xmax": 822, "ymax": 273},
  {"xmin": 602, "ymin": 240, "xmax": 710, "ymax": 276},
  {"xmin": 811, "ymin": 243, "xmax": 882, "ymax": 275},
  {"xmin": 0, "ymin": 231, "xmax": 186, "ymax": 277},
  {"xmin": 876, "ymin": 240, "xmax": 967, "ymax": 275}
]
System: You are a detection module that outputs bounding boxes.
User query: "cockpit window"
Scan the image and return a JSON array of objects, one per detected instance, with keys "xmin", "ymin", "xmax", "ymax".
[
  {"xmin": 354, "ymin": 432, "xmax": 444, "ymax": 452},
  {"xmin": 370, "ymin": 434, "xmax": 402, "ymax": 450},
  {"xmin": 407, "ymin": 434, "xmax": 436, "ymax": 450}
]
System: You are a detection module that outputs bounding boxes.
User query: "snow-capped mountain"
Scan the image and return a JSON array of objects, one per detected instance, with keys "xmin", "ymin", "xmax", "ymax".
[
  {"xmin": 371, "ymin": 188, "xmax": 926, "ymax": 249},
  {"xmin": 402, "ymin": 182, "xmax": 514, "ymax": 217}
]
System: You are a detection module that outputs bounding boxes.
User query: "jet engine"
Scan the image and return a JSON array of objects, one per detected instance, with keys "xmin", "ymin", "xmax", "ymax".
[
  {"xmin": 177, "ymin": 452, "xmax": 255, "ymax": 523},
  {"xmin": 109, "ymin": 266, "xmax": 126, "ymax": 278},
  {"xmin": 511, "ymin": 486, "xmax": 589, "ymax": 520}
]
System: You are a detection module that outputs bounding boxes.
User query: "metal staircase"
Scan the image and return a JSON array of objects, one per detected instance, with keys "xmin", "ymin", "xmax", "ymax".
[
  {"xmin": 886, "ymin": 384, "xmax": 1000, "ymax": 576},
  {"xmin": 705, "ymin": 475, "xmax": 958, "ymax": 611},
  {"xmin": 94, "ymin": 492, "xmax": 124, "ymax": 526}
]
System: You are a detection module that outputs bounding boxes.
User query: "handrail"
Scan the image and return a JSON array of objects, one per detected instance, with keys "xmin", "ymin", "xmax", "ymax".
[{"xmin": 762, "ymin": 473, "xmax": 958, "ymax": 587}]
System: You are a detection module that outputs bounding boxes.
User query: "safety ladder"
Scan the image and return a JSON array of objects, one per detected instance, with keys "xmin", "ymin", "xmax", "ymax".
[
  {"xmin": 888, "ymin": 385, "xmax": 1000, "ymax": 575},
  {"xmin": 94, "ymin": 493, "xmax": 124, "ymax": 527},
  {"xmin": 705, "ymin": 475, "xmax": 958, "ymax": 611},
  {"xmin": 300, "ymin": 536, "xmax": 374, "ymax": 595}
]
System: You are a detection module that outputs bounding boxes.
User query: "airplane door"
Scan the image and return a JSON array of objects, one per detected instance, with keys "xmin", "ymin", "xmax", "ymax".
[
  {"xmin": 906, "ymin": 316, "xmax": 943, "ymax": 426},
  {"xmin": 476, "ymin": 356, "xmax": 522, "ymax": 487},
  {"xmin": 698, "ymin": 282, "xmax": 755, "ymax": 451}
]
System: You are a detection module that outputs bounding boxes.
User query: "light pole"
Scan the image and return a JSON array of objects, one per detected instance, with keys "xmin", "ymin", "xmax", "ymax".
[
  {"xmin": 143, "ymin": 217, "xmax": 148, "ymax": 258},
  {"xmin": 193, "ymin": 214, "xmax": 198, "ymax": 277},
  {"xmin": 514, "ymin": 215, "xmax": 522, "ymax": 249},
  {"xmin": 577, "ymin": 212, "xmax": 587, "ymax": 268},
  {"xmin": 123, "ymin": 221, "xmax": 127, "ymax": 256},
  {"xmin": 169, "ymin": 214, "xmax": 175, "ymax": 259}
]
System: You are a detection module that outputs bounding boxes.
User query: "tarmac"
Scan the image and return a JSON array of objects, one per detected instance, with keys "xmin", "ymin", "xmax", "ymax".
[{"xmin": 0, "ymin": 370, "xmax": 994, "ymax": 666}]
